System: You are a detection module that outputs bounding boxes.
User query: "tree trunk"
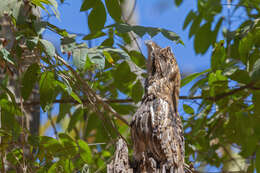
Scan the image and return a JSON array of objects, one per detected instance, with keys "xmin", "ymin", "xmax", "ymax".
[{"xmin": 0, "ymin": 0, "xmax": 40, "ymax": 171}]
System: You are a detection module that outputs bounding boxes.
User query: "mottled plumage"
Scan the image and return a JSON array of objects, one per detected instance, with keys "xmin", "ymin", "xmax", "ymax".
[{"xmin": 131, "ymin": 41, "xmax": 184, "ymax": 173}]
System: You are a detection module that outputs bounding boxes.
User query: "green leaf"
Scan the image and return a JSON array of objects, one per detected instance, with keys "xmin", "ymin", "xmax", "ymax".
[
  {"xmin": 58, "ymin": 133, "xmax": 78, "ymax": 157},
  {"xmin": 86, "ymin": 49, "xmax": 105, "ymax": 69},
  {"xmin": 99, "ymin": 47, "xmax": 130, "ymax": 61},
  {"xmin": 105, "ymin": 0, "xmax": 121, "ymax": 22},
  {"xmin": 80, "ymin": 0, "xmax": 97, "ymax": 11},
  {"xmin": 129, "ymin": 50, "xmax": 146, "ymax": 69},
  {"xmin": 146, "ymin": 27, "xmax": 160, "ymax": 38},
  {"xmin": 31, "ymin": 0, "xmax": 59, "ymax": 18},
  {"xmin": 183, "ymin": 104, "xmax": 194, "ymax": 115},
  {"xmin": 253, "ymin": 91, "xmax": 260, "ymax": 115},
  {"xmin": 161, "ymin": 29, "xmax": 184, "ymax": 45},
  {"xmin": 0, "ymin": 85, "xmax": 21, "ymax": 114},
  {"xmin": 0, "ymin": 98, "xmax": 21, "ymax": 116},
  {"xmin": 88, "ymin": 0, "xmax": 106, "ymax": 32},
  {"xmin": 131, "ymin": 80, "xmax": 143, "ymax": 103},
  {"xmin": 73, "ymin": 47, "xmax": 88, "ymax": 70},
  {"xmin": 113, "ymin": 23, "xmax": 132, "ymax": 33},
  {"xmin": 183, "ymin": 10, "xmax": 196, "ymax": 30},
  {"xmin": 56, "ymin": 80, "xmax": 82, "ymax": 104},
  {"xmin": 211, "ymin": 40, "xmax": 225, "ymax": 71},
  {"xmin": 132, "ymin": 26, "xmax": 147, "ymax": 37},
  {"xmin": 57, "ymin": 98, "xmax": 71, "ymax": 123},
  {"xmin": 47, "ymin": 22, "xmax": 68, "ymax": 37},
  {"xmin": 189, "ymin": 77, "xmax": 207, "ymax": 96},
  {"xmin": 229, "ymin": 69, "xmax": 251, "ymax": 84},
  {"xmin": 250, "ymin": 59, "xmax": 260, "ymax": 82},
  {"xmin": 181, "ymin": 69, "xmax": 210, "ymax": 87},
  {"xmin": 0, "ymin": 48, "xmax": 15, "ymax": 65},
  {"xmin": 103, "ymin": 51, "xmax": 114, "ymax": 65},
  {"xmin": 194, "ymin": 22, "xmax": 212, "ymax": 54},
  {"xmin": 189, "ymin": 14, "xmax": 202, "ymax": 38},
  {"xmin": 112, "ymin": 61, "xmax": 137, "ymax": 94},
  {"xmin": 212, "ymin": 17, "xmax": 223, "ymax": 44},
  {"xmin": 112, "ymin": 24, "xmax": 183, "ymax": 44},
  {"xmin": 101, "ymin": 37, "xmax": 114, "ymax": 47},
  {"xmin": 67, "ymin": 108, "xmax": 83, "ymax": 132},
  {"xmin": 73, "ymin": 47, "xmax": 105, "ymax": 70},
  {"xmin": 39, "ymin": 71, "xmax": 56, "ymax": 111},
  {"xmin": 60, "ymin": 34, "xmax": 77, "ymax": 53},
  {"xmin": 239, "ymin": 33, "xmax": 253, "ymax": 62},
  {"xmin": 174, "ymin": 0, "xmax": 183, "ymax": 6},
  {"xmin": 83, "ymin": 31, "xmax": 106, "ymax": 40},
  {"xmin": 21, "ymin": 63, "xmax": 40, "ymax": 100},
  {"xmin": 39, "ymin": 39, "xmax": 56, "ymax": 57},
  {"xmin": 78, "ymin": 139, "xmax": 93, "ymax": 164}
]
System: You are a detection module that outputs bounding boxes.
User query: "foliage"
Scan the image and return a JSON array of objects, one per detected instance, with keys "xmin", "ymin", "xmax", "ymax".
[
  {"xmin": 181, "ymin": 0, "xmax": 260, "ymax": 171},
  {"xmin": 0, "ymin": 0, "xmax": 260, "ymax": 172},
  {"xmin": 0, "ymin": 0, "xmax": 182, "ymax": 172}
]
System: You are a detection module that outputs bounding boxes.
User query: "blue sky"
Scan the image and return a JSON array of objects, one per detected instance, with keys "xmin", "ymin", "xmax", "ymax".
[{"xmin": 43, "ymin": 0, "xmax": 212, "ymax": 97}]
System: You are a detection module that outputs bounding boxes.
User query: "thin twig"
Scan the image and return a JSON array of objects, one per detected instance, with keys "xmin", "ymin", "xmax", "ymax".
[
  {"xmin": 222, "ymin": 145, "xmax": 243, "ymax": 171},
  {"xmin": 55, "ymin": 54, "xmax": 130, "ymax": 126}
]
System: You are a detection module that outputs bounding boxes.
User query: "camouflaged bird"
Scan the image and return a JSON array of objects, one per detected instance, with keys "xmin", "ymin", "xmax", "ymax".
[{"xmin": 131, "ymin": 41, "xmax": 185, "ymax": 173}]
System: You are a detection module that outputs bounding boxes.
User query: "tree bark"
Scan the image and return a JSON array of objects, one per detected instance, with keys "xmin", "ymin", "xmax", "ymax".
[{"xmin": 0, "ymin": 1, "xmax": 40, "ymax": 171}]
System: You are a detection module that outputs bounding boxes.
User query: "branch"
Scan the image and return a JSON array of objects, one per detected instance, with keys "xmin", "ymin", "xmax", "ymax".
[
  {"xmin": 54, "ymin": 54, "xmax": 130, "ymax": 126},
  {"xmin": 21, "ymin": 81, "xmax": 260, "ymax": 110},
  {"xmin": 22, "ymin": 83, "xmax": 259, "ymax": 105},
  {"xmin": 23, "ymin": 98, "xmax": 134, "ymax": 106}
]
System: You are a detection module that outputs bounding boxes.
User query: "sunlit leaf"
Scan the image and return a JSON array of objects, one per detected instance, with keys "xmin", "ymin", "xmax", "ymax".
[
  {"xmin": 78, "ymin": 139, "xmax": 93, "ymax": 164},
  {"xmin": 129, "ymin": 50, "xmax": 146, "ymax": 69},
  {"xmin": 103, "ymin": 51, "xmax": 114, "ymax": 65},
  {"xmin": 181, "ymin": 69, "xmax": 210, "ymax": 87},
  {"xmin": 56, "ymin": 80, "xmax": 82, "ymax": 104},
  {"xmin": 183, "ymin": 104, "xmax": 194, "ymax": 115},
  {"xmin": 211, "ymin": 40, "xmax": 225, "ymax": 71},
  {"xmin": 73, "ymin": 47, "xmax": 88, "ymax": 70},
  {"xmin": 39, "ymin": 39, "xmax": 56, "ymax": 57},
  {"xmin": 0, "ymin": 48, "xmax": 15, "ymax": 65}
]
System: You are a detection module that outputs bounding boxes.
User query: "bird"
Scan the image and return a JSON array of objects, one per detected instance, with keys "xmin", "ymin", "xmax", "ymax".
[{"xmin": 130, "ymin": 41, "xmax": 185, "ymax": 173}]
